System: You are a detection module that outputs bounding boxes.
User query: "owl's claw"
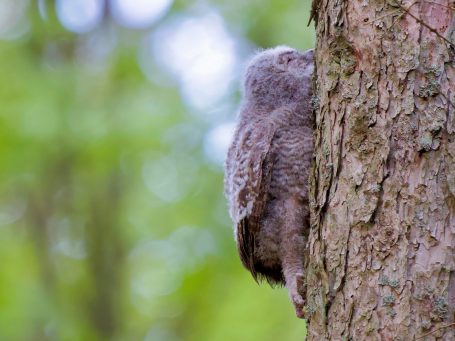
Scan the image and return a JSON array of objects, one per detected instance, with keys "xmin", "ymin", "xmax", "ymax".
[
  {"xmin": 290, "ymin": 272, "xmax": 307, "ymax": 319},
  {"xmin": 292, "ymin": 294, "xmax": 306, "ymax": 319}
]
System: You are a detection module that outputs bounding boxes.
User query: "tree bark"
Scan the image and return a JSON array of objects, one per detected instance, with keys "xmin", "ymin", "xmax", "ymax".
[{"xmin": 306, "ymin": 0, "xmax": 455, "ymax": 339}]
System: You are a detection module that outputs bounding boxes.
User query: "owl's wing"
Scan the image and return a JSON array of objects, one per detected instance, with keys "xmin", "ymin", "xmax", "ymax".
[{"xmin": 225, "ymin": 118, "xmax": 277, "ymax": 280}]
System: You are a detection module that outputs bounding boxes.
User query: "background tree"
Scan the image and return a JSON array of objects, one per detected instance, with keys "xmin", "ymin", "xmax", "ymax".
[{"xmin": 306, "ymin": 0, "xmax": 455, "ymax": 339}]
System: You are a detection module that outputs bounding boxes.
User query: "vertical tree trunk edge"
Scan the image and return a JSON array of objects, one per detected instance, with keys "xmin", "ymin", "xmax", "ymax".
[{"xmin": 306, "ymin": 0, "xmax": 455, "ymax": 340}]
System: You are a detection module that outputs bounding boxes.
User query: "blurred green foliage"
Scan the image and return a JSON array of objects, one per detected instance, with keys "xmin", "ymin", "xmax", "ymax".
[{"xmin": 0, "ymin": 0, "xmax": 314, "ymax": 340}]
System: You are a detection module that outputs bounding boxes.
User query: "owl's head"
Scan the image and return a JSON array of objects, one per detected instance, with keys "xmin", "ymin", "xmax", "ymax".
[{"xmin": 243, "ymin": 46, "xmax": 314, "ymax": 111}]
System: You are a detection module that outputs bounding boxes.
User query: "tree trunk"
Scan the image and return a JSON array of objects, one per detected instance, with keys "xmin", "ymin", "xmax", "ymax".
[{"xmin": 306, "ymin": 0, "xmax": 455, "ymax": 339}]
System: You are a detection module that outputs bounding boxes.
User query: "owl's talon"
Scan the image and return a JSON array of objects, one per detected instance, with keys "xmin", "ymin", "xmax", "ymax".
[{"xmin": 292, "ymin": 293, "xmax": 306, "ymax": 319}]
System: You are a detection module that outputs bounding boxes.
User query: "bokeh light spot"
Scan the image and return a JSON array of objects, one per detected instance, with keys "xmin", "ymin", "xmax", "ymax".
[
  {"xmin": 0, "ymin": 0, "xmax": 29, "ymax": 40},
  {"xmin": 204, "ymin": 122, "xmax": 236, "ymax": 166},
  {"xmin": 152, "ymin": 12, "xmax": 237, "ymax": 110},
  {"xmin": 111, "ymin": 0, "xmax": 173, "ymax": 29},
  {"xmin": 142, "ymin": 153, "xmax": 198, "ymax": 203},
  {"xmin": 56, "ymin": 0, "xmax": 104, "ymax": 34}
]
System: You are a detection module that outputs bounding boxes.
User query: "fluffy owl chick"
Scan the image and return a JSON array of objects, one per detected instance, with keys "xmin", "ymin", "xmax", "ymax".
[{"xmin": 224, "ymin": 46, "xmax": 314, "ymax": 318}]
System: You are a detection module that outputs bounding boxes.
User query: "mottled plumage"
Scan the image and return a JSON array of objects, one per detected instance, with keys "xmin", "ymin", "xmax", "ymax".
[{"xmin": 224, "ymin": 46, "xmax": 314, "ymax": 318}]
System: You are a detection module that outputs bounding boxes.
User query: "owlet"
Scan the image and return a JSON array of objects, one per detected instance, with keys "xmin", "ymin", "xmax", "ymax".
[{"xmin": 224, "ymin": 46, "xmax": 314, "ymax": 318}]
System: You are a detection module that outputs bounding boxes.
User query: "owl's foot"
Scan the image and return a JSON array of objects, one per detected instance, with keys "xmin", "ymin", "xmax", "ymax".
[
  {"xmin": 290, "ymin": 272, "xmax": 307, "ymax": 319},
  {"xmin": 292, "ymin": 293, "xmax": 306, "ymax": 319}
]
